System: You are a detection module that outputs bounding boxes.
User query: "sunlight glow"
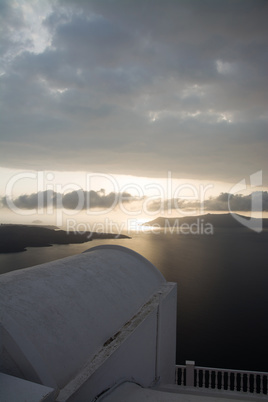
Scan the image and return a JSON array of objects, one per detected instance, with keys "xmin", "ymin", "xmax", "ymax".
[
  {"xmin": 15, "ymin": 0, "xmax": 52, "ymax": 54},
  {"xmin": 216, "ymin": 60, "xmax": 235, "ymax": 75},
  {"xmin": 181, "ymin": 84, "xmax": 205, "ymax": 99},
  {"xmin": 218, "ymin": 113, "xmax": 232, "ymax": 123},
  {"xmin": 148, "ymin": 111, "xmax": 160, "ymax": 122},
  {"xmin": 128, "ymin": 218, "xmax": 156, "ymax": 232}
]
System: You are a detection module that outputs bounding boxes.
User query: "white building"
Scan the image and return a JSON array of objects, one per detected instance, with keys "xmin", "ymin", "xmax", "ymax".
[{"xmin": 0, "ymin": 245, "xmax": 266, "ymax": 401}]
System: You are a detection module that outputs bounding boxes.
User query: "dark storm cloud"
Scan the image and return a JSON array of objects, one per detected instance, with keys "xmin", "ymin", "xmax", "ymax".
[
  {"xmin": 1, "ymin": 189, "xmax": 141, "ymax": 210},
  {"xmin": 146, "ymin": 191, "xmax": 268, "ymax": 212},
  {"xmin": 0, "ymin": 0, "xmax": 267, "ymax": 183}
]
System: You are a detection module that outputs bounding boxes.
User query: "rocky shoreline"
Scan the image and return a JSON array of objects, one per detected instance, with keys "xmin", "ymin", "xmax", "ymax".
[{"xmin": 0, "ymin": 224, "xmax": 130, "ymax": 253}]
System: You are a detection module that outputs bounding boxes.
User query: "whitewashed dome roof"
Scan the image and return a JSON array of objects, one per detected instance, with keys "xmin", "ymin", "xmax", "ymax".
[{"xmin": 0, "ymin": 245, "xmax": 165, "ymax": 389}]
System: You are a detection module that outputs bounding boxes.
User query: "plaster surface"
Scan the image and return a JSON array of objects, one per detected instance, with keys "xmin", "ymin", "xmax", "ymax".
[{"xmin": 0, "ymin": 245, "xmax": 165, "ymax": 389}]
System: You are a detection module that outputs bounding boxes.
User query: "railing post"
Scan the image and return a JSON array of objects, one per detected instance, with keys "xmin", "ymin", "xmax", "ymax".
[{"xmin": 186, "ymin": 360, "xmax": 195, "ymax": 387}]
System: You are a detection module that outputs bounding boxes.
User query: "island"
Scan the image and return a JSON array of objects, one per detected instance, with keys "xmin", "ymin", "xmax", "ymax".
[
  {"xmin": 143, "ymin": 213, "xmax": 268, "ymax": 230},
  {"xmin": 0, "ymin": 224, "xmax": 130, "ymax": 253}
]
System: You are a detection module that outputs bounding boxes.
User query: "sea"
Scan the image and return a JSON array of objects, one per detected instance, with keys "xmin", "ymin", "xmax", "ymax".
[{"xmin": 0, "ymin": 228, "xmax": 267, "ymax": 372}]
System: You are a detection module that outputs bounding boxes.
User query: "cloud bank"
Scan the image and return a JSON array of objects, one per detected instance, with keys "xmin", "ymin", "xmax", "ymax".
[
  {"xmin": 2, "ymin": 190, "xmax": 267, "ymax": 213},
  {"xmin": 1, "ymin": 189, "xmax": 140, "ymax": 210},
  {"xmin": 147, "ymin": 191, "xmax": 268, "ymax": 212}
]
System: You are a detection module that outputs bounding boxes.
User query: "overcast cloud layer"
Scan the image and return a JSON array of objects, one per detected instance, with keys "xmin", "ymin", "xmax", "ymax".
[{"xmin": 1, "ymin": 0, "xmax": 267, "ymax": 183}]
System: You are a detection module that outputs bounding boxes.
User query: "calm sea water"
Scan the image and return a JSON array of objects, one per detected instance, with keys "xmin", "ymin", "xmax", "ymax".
[{"xmin": 0, "ymin": 229, "xmax": 267, "ymax": 372}]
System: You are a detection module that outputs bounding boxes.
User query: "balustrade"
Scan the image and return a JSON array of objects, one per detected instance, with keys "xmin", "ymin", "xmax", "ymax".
[{"xmin": 175, "ymin": 361, "xmax": 268, "ymax": 395}]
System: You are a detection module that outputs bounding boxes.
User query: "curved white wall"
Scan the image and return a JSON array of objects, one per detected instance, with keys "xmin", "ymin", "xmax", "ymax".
[{"xmin": 0, "ymin": 245, "xmax": 165, "ymax": 390}]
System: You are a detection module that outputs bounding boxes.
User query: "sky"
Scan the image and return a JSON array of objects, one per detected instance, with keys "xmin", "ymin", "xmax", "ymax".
[{"xmin": 0, "ymin": 0, "xmax": 268, "ymax": 227}]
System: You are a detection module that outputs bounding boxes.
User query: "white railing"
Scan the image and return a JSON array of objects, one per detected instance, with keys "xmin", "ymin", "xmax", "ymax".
[{"xmin": 175, "ymin": 361, "xmax": 268, "ymax": 396}]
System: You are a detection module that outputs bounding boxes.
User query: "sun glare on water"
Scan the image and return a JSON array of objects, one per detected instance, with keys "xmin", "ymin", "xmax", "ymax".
[{"xmin": 128, "ymin": 218, "xmax": 157, "ymax": 232}]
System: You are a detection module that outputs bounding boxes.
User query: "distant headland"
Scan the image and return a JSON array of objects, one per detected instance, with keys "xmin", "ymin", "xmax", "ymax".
[
  {"xmin": 143, "ymin": 213, "xmax": 268, "ymax": 231},
  {"xmin": 0, "ymin": 224, "xmax": 130, "ymax": 253}
]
